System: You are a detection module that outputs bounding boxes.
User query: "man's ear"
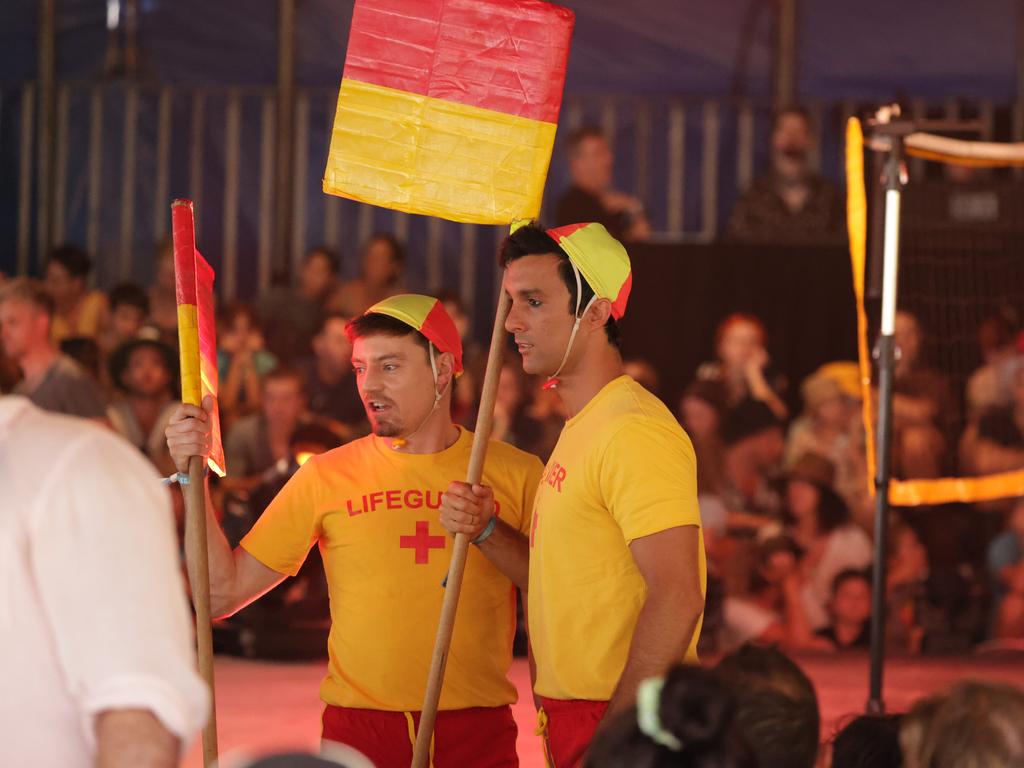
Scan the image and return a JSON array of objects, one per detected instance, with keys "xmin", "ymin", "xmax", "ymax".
[
  {"xmin": 436, "ymin": 351, "xmax": 456, "ymax": 396},
  {"xmin": 584, "ymin": 298, "xmax": 613, "ymax": 332}
]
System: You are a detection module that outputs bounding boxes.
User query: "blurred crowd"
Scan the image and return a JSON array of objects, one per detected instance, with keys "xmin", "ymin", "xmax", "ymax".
[{"xmin": 3, "ymin": 104, "xmax": 1023, "ymax": 663}]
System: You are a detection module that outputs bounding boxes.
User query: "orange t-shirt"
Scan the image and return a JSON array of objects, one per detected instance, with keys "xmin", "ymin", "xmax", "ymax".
[
  {"xmin": 528, "ymin": 376, "xmax": 706, "ymax": 701},
  {"xmin": 241, "ymin": 428, "xmax": 543, "ymax": 711}
]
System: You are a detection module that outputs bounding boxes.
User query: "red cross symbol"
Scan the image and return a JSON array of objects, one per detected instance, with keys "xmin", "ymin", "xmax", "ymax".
[{"xmin": 400, "ymin": 521, "xmax": 446, "ymax": 564}]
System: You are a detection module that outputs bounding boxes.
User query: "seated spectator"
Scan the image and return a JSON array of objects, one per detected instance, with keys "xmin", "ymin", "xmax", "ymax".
[
  {"xmin": 724, "ymin": 105, "xmax": 844, "ymax": 244},
  {"xmin": 830, "ymin": 714, "xmax": 904, "ymax": 768},
  {"xmin": 782, "ymin": 452, "xmax": 873, "ymax": 629},
  {"xmin": 679, "ymin": 379, "xmax": 729, "ymax": 448},
  {"xmin": 491, "ymin": 362, "xmax": 528, "ymax": 446},
  {"xmin": 44, "ymin": 244, "xmax": 108, "ymax": 343},
  {"xmin": 513, "ymin": 384, "xmax": 567, "ymax": 463},
  {"xmin": 59, "ymin": 336, "xmax": 102, "ymax": 383},
  {"xmin": 679, "ymin": 380, "xmax": 729, "ymax": 548},
  {"xmin": 900, "ymin": 681, "xmax": 1024, "ymax": 768},
  {"xmin": 1, "ymin": 278, "xmax": 107, "ymax": 421},
  {"xmin": 436, "ymin": 290, "xmax": 483, "ymax": 427},
  {"xmin": 815, "ymin": 569, "xmax": 872, "ymax": 650},
  {"xmin": 715, "ymin": 644, "xmax": 820, "ymax": 768},
  {"xmin": 697, "ymin": 313, "xmax": 788, "ymax": 419},
  {"xmin": 786, "ymin": 362, "xmax": 869, "ymax": 529},
  {"xmin": 330, "ymin": 234, "xmax": 405, "ymax": 317},
  {"xmin": 888, "ymin": 520, "xmax": 973, "ymax": 653},
  {"xmin": 987, "ymin": 497, "xmax": 1024, "ymax": 641},
  {"xmin": 217, "ymin": 302, "xmax": 279, "ymax": 419},
  {"xmin": 259, "ymin": 246, "xmax": 340, "ymax": 363},
  {"xmin": 554, "ymin": 125, "xmax": 650, "ymax": 242},
  {"xmin": 222, "ymin": 365, "xmax": 309, "ymax": 495},
  {"xmin": 107, "ymin": 339, "xmax": 179, "ymax": 476},
  {"xmin": 721, "ymin": 398, "xmax": 786, "ymax": 531},
  {"xmin": 100, "ymin": 281, "xmax": 153, "ymax": 356},
  {"xmin": 961, "ymin": 360, "xmax": 1024, "ymax": 478},
  {"xmin": 720, "ymin": 536, "xmax": 826, "ymax": 652},
  {"xmin": 295, "ymin": 313, "xmax": 367, "ymax": 442},
  {"xmin": 148, "ymin": 236, "xmax": 180, "ymax": 343},
  {"xmin": 965, "ymin": 310, "xmax": 1021, "ymax": 418},
  {"xmin": 891, "ymin": 310, "xmax": 957, "ymax": 479},
  {"xmin": 583, "ymin": 665, "xmax": 754, "ymax": 768},
  {"xmin": 217, "ymin": 423, "xmax": 341, "ymax": 661}
]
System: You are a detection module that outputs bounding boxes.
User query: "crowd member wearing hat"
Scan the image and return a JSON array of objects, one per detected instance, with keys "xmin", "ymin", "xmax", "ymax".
[
  {"xmin": 782, "ymin": 452, "xmax": 873, "ymax": 630},
  {"xmin": 108, "ymin": 338, "xmax": 180, "ymax": 475},
  {"xmin": 442, "ymin": 222, "xmax": 705, "ymax": 766},
  {"xmin": 165, "ymin": 294, "xmax": 542, "ymax": 767},
  {"xmin": 785, "ymin": 362, "xmax": 869, "ymax": 528}
]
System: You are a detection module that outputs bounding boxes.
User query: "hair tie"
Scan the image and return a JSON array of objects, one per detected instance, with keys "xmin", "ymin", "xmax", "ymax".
[{"xmin": 637, "ymin": 677, "xmax": 683, "ymax": 752}]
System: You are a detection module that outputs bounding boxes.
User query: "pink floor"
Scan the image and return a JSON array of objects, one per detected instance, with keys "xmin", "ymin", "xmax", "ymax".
[{"xmin": 184, "ymin": 653, "xmax": 1024, "ymax": 767}]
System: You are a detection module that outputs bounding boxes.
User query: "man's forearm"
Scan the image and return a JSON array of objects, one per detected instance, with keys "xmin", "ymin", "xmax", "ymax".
[
  {"xmin": 605, "ymin": 593, "xmax": 702, "ymax": 717},
  {"xmin": 477, "ymin": 519, "xmax": 530, "ymax": 591},
  {"xmin": 95, "ymin": 709, "xmax": 180, "ymax": 768},
  {"xmin": 183, "ymin": 481, "xmax": 238, "ymax": 618}
]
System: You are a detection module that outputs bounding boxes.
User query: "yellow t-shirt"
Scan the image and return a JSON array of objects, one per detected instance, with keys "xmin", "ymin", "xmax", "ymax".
[
  {"xmin": 528, "ymin": 375, "xmax": 706, "ymax": 701},
  {"xmin": 51, "ymin": 291, "xmax": 107, "ymax": 342},
  {"xmin": 241, "ymin": 428, "xmax": 543, "ymax": 711}
]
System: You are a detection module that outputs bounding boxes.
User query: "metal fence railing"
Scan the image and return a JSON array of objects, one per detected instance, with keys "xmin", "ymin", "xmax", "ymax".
[{"xmin": 2, "ymin": 81, "xmax": 1019, "ymax": 333}]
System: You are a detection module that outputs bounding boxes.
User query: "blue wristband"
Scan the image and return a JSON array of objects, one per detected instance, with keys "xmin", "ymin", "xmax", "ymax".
[
  {"xmin": 161, "ymin": 466, "xmax": 210, "ymax": 486},
  {"xmin": 472, "ymin": 516, "xmax": 497, "ymax": 546}
]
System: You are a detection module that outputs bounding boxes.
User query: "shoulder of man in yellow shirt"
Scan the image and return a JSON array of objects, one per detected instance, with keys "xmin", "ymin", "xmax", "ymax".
[{"xmin": 582, "ymin": 378, "xmax": 700, "ymax": 542}]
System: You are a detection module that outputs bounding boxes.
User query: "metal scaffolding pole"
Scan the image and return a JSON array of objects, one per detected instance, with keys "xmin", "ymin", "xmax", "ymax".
[{"xmin": 273, "ymin": 0, "xmax": 297, "ymax": 285}]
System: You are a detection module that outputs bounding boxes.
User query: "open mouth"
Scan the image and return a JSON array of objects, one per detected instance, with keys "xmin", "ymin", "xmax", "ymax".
[
  {"xmin": 366, "ymin": 400, "xmax": 392, "ymax": 414},
  {"xmin": 516, "ymin": 341, "xmax": 533, "ymax": 354}
]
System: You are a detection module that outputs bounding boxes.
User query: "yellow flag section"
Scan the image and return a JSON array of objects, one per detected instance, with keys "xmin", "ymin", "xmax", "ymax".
[
  {"xmin": 323, "ymin": 0, "xmax": 575, "ymax": 224},
  {"xmin": 845, "ymin": 119, "xmax": 1024, "ymax": 506},
  {"xmin": 326, "ymin": 79, "xmax": 558, "ymax": 224}
]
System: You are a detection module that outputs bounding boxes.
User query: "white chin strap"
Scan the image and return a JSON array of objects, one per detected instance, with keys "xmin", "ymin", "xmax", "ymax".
[
  {"xmin": 544, "ymin": 261, "xmax": 596, "ymax": 390},
  {"xmin": 391, "ymin": 344, "xmax": 448, "ymax": 449}
]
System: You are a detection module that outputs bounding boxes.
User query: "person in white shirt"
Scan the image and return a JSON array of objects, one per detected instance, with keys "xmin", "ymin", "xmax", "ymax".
[{"xmin": 0, "ymin": 395, "xmax": 208, "ymax": 767}]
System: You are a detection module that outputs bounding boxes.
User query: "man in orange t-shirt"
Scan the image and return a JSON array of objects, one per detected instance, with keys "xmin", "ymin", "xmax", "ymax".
[
  {"xmin": 441, "ymin": 223, "xmax": 705, "ymax": 768},
  {"xmin": 166, "ymin": 294, "xmax": 542, "ymax": 768}
]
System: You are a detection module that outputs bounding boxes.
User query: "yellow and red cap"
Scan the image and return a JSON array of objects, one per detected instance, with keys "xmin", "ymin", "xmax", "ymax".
[
  {"xmin": 546, "ymin": 222, "xmax": 632, "ymax": 320},
  {"xmin": 362, "ymin": 294, "xmax": 464, "ymax": 376}
]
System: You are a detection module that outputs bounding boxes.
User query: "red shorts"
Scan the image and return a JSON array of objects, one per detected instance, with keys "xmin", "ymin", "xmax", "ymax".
[
  {"xmin": 322, "ymin": 704, "xmax": 518, "ymax": 768},
  {"xmin": 538, "ymin": 697, "xmax": 609, "ymax": 768}
]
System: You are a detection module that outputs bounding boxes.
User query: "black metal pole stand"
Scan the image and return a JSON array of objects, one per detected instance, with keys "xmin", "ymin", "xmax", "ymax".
[{"xmin": 867, "ymin": 124, "xmax": 906, "ymax": 715}]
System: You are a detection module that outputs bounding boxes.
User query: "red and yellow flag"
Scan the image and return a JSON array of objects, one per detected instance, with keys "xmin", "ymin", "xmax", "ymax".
[
  {"xmin": 172, "ymin": 199, "xmax": 226, "ymax": 477},
  {"xmin": 323, "ymin": 0, "xmax": 575, "ymax": 224}
]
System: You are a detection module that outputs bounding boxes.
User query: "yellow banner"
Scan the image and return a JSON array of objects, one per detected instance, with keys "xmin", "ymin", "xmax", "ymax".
[{"xmin": 323, "ymin": 78, "xmax": 557, "ymax": 225}]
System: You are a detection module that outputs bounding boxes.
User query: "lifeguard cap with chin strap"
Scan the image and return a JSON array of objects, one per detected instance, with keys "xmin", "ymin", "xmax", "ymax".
[
  {"xmin": 545, "ymin": 222, "xmax": 632, "ymax": 321},
  {"xmin": 360, "ymin": 294, "xmax": 464, "ymax": 377}
]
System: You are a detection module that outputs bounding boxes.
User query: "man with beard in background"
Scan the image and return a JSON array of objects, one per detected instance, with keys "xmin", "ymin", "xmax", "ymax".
[{"xmin": 724, "ymin": 106, "xmax": 844, "ymax": 244}]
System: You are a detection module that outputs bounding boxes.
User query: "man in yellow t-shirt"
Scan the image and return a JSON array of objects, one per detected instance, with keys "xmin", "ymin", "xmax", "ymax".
[
  {"xmin": 442, "ymin": 223, "xmax": 705, "ymax": 768},
  {"xmin": 166, "ymin": 294, "xmax": 542, "ymax": 768}
]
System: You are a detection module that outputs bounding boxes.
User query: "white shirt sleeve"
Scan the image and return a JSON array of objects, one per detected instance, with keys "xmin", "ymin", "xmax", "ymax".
[{"xmin": 28, "ymin": 428, "xmax": 209, "ymax": 748}]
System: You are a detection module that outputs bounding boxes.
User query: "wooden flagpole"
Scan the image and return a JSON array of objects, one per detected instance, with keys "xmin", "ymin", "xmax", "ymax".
[{"xmin": 411, "ymin": 287, "xmax": 512, "ymax": 768}]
